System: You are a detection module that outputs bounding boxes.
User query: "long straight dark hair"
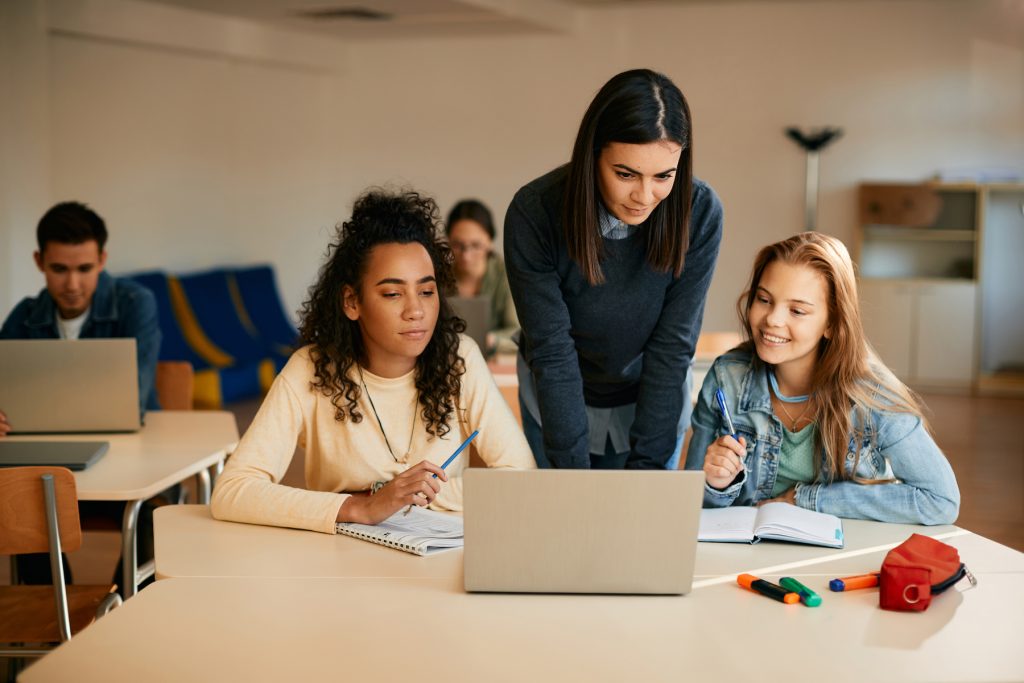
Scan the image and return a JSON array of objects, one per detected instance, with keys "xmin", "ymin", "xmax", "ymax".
[{"xmin": 563, "ymin": 69, "xmax": 693, "ymax": 285}]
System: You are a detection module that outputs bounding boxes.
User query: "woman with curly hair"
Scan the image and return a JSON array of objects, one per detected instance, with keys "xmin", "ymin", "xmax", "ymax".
[{"xmin": 212, "ymin": 190, "xmax": 534, "ymax": 532}]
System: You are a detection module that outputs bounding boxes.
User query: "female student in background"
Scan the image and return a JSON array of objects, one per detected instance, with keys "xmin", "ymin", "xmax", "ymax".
[
  {"xmin": 445, "ymin": 199, "xmax": 519, "ymax": 355},
  {"xmin": 212, "ymin": 190, "xmax": 534, "ymax": 533},
  {"xmin": 685, "ymin": 232, "xmax": 960, "ymax": 525},
  {"xmin": 505, "ymin": 68, "xmax": 723, "ymax": 470}
]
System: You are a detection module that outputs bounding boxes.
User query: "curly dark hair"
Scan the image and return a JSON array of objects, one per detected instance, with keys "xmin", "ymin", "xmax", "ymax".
[{"xmin": 298, "ymin": 189, "xmax": 466, "ymax": 437}]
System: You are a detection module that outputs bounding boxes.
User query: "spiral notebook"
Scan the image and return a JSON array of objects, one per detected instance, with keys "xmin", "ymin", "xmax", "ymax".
[
  {"xmin": 335, "ymin": 506, "xmax": 464, "ymax": 556},
  {"xmin": 698, "ymin": 503, "xmax": 844, "ymax": 549}
]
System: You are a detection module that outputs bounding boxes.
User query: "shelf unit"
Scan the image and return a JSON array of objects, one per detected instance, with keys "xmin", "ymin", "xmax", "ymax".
[{"xmin": 856, "ymin": 182, "xmax": 1024, "ymax": 393}]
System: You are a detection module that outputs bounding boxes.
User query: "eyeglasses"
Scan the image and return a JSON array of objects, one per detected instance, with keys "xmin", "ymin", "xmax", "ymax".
[{"xmin": 450, "ymin": 241, "xmax": 490, "ymax": 255}]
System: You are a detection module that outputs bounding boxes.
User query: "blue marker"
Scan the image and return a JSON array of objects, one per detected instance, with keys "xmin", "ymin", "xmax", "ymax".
[
  {"xmin": 403, "ymin": 430, "xmax": 479, "ymax": 515},
  {"xmin": 715, "ymin": 388, "xmax": 738, "ymax": 440}
]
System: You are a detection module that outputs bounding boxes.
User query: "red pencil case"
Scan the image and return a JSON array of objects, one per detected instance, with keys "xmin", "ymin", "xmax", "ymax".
[{"xmin": 879, "ymin": 533, "xmax": 976, "ymax": 611}]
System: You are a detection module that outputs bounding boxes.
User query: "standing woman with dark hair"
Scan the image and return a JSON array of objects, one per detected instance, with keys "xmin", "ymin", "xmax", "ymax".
[
  {"xmin": 505, "ymin": 69, "xmax": 724, "ymax": 470},
  {"xmin": 445, "ymin": 199, "xmax": 519, "ymax": 355},
  {"xmin": 212, "ymin": 190, "xmax": 533, "ymax": 532}
]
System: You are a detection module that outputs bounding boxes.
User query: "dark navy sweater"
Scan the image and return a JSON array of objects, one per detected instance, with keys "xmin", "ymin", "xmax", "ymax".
[{"xmin": 504, "ymin": 166, "xmax": 723, "ymax": 468}]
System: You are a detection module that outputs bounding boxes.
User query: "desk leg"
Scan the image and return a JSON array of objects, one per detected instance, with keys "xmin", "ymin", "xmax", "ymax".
[
  {"xmin": 121, "ymin": 500, "xmax": 143, "ymax": 599},
  {"xmin": 196, "ymin": 468, "xmax": 212, "ymax": 504}
]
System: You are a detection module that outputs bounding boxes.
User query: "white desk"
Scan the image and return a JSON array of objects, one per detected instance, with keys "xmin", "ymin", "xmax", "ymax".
[
  {"xmin": 154, "ymin": 504, "xmax": 963, "ymax": 581},
  {"xmin": 154, "ymin": 505, "xmax": 462, "ymax": 580},
  {"xmin": 20, "ymin": 567, "xmax": 1022, "ymax": 683},
  {"xmin": 9, "ymin": 411, "xmax": 238, "ymax": 596}
]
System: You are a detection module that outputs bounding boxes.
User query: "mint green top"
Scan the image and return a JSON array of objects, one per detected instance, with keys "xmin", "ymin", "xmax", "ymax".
[{"xmin": 772, "ymin": 422, "xmax": 818, "ymax": 497}]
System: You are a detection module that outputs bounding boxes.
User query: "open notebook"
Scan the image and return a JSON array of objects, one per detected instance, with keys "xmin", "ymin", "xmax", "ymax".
[
  {"xmin": 335, "ymin": 506, "xmax": 463, "ymax": 556},
  {"xmin": 699, "ymin": 503, "xmax": 844, "ymax": 549}
]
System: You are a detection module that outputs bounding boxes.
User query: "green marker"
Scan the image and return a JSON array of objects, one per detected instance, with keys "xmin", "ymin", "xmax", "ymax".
[{"xmin": 779, "ymin": 577, "xmax": 822, "ymax": 607}]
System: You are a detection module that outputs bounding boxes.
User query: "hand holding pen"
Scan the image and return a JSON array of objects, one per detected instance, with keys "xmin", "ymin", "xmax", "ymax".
[
  {"xmin": 403, "ymin": 430, "xmax": 479, "ymax": 516},
  {"xmin": 703, "ymin": 389, "xmax": 747, "ymax": 490},
  {"xmin": 338, "ymin": 460, "xmax": 447, "ymax": 526}
]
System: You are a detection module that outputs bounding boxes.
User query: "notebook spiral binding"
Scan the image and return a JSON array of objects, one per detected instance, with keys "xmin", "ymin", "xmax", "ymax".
[{"xmin": 335, "ymin": 524, "xmax": 420, "ymax": 554}]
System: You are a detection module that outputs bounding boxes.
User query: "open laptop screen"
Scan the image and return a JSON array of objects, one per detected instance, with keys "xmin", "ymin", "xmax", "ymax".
[
  {"xmin": 463, "ymin": 469, "xmax": 705, "ymax": 595},
  {"xmin": 0, "ymin": 339, "xmax": 141, "ymax": 434}
]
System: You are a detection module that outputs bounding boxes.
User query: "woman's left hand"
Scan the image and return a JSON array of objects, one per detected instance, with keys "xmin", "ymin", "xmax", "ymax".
[{"xmin": 758, "ymin": 488, "xmax": 796, "ymax": 506}]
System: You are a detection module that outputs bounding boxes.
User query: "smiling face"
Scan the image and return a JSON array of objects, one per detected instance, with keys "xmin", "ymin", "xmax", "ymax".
[
  {"xmin": 748, "ymin": 260, "xmax": 831, "ymax": 384},
  {"xmin": 342, "ymin": 242, "xmax": 440, "ymax": 378},
  {"xmin": 34, "ymin": 240, "xmax": 107, "ymax": 319},
  {"xmin": 596, "ymin": 140, "xmax": 682, "ymax": 225}
]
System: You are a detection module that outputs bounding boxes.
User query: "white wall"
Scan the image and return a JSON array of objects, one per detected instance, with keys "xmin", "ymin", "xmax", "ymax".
[
  {"xmin": 3, "ymin": 0, "xmax": 1022, "ymax": 334},
  {"xmin": 343, "ymin": 0, "xmax": 1024, "ymax": 331},
  {"xmin": 48, "ymin": 34, "xmax": 351, "ymax": 318},
  {"xmin": 1, "ymin": 1, "xmax": 52, "ymax": 320}
]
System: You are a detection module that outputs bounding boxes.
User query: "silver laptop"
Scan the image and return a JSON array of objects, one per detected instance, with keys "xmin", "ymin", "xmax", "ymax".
[
  {"xmin": 0, "ymin": 441, "xmax": 109, "ymax": 471},
  {"xmin": 449, "ymin": 296, "xmax": 491, "ymax": 351},
  {"xmin": 0, "ymin": 339, "xmax": 141, "ymax": 434},
  {"xmin": 463, "ymin": 469, "xmax": 705, "ymax": 595}
]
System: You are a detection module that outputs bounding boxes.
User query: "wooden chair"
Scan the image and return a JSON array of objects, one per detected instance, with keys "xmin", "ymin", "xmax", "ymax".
[
  {"xmin": 0, "ymin": 467, "xmax": 121, "ymax": 670},
  {"xmin": 156, "ymin": 360, "xmax": 195, "ymax": 411}
]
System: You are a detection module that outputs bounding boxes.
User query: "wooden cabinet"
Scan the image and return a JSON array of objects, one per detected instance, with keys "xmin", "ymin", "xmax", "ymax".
[
  {"xmin": 857, "ymin": 182, "xmax": 1023, "ymax": 392},
  {"xmin": 978, "ymin": 187, "xmax": 1024, "ymax": 394},
  {"xmin": 859, "ymin": 279, "xmax": 976, "ymax": 387}
]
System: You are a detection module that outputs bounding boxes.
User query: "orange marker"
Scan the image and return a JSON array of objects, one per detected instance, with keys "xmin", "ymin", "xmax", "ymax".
[
  {"xmin": 829, "ymin": 572, "xmax": 880, "ymax": 592},
  {"xmin": 737, "ymin": 573, "xmax": 800, "ymax": 604}
]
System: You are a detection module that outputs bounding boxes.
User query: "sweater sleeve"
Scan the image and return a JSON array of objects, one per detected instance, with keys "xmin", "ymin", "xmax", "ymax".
[
  {"xmin": 627, "ymin": 182, "xmax": 724, "ymax": 468},
  {"xmin": 504, "ymin": 184, "xmax": 591, "ymax": 468},
  {"xmin": 211, "ymin": 367, "xmax": 346, "ymax": 534}
]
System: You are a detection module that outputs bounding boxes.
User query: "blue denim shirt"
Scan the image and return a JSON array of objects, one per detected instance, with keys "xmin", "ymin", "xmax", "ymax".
[
  {"xmin": 1, "ymin": 272, "xmax": 161, "ymax": 412},
  {"xmin": 684, "ymin": 348, "xmax": 960, "ymax": 525}
]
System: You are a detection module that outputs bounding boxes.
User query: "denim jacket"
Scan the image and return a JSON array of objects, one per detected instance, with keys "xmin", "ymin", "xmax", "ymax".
[
  {"xmin": 0, "ymin": 272, "xmax": 161, "ymax": 412},
  {"xmin": 684, "ymin": 348, "xmax": 960, "ymax": 525}
]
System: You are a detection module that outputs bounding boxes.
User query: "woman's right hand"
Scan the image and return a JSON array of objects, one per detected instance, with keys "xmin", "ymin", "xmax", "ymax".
[
  {"xmin": 338, "ymin": 460, "xmax": 448, "ymax": 525},
  {"xmin": 0, "ymin": 410, "xmax": 10, "ymax": 437},
  {"xmin": 703, "ymin": 435, "xmax": 746, "ymax": 490}
]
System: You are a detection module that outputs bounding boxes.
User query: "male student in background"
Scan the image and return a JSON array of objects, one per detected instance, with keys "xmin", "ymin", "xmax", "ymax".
[
  {"xmin": 0, "ymin": 201, "xmax": 163, "ymax": 590},
  {"xmin": 0, "ymin": 200, "xmax": 161, "ymax": 436}
]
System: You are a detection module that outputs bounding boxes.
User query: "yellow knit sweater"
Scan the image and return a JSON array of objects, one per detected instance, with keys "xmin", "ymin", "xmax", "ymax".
[{"xmin": 211, "ymin": 335, "xmax": 534, "ymax": 533}]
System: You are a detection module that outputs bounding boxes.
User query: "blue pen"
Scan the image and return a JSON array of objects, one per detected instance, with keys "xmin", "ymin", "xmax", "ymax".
[
  {"xmin": 403, "ymin": 430, "xmax": 479, "ymax": 515},
  {"xmin": 434, "ymin": 430, "xmax": 479, "ymax": 478},
  {"xmin": 715, "ymin": 388, "xmax": 738, "ymax": 440}
]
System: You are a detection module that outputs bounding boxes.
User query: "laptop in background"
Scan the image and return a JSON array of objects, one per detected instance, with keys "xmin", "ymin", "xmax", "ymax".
[
  {"xmin": 0, "ymin": 441, "xmax": 110, "ymax": 471},
  {"xmin": 0, "ymin": 339, "xmax": 141, "ymax": 434},
  {"xmin": 463, "ymin": 469, "xmax": 705, "ymax": 595},
  {"xmin": 449, "ymin": 296, "xmax": 491, "ymax": 352}
]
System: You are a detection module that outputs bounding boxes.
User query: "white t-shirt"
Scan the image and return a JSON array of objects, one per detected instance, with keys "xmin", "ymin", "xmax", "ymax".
[{"xmin": 57, "ymin": 308, "xmax": 90, "ymax": 340}]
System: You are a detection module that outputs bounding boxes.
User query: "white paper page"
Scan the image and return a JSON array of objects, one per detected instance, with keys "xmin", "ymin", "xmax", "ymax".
[
  {"xmin": 698, "ymin": 507, "xmax": 758, "ymax": 542},
  {"xmin": 340, "ymin": 506, "xmax": 464, "ymax": 552},
  {"xmin": 753, "ymin": 502, "xmax": 843, "ymax": 546}
]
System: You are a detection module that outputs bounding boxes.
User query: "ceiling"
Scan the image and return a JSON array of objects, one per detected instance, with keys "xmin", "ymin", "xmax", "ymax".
[
  {"xmin": 136, "ymin": 0, "xmax": 901, "ymax": 41},
  {"xmin": 136, "ymin": 0, "xmax": 575, "ymax": 40}
]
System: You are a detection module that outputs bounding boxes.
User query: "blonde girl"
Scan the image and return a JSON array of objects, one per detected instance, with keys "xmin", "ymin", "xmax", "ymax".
[{"xmin": 685, "ymin": 232, "xmax": 959, "ymax": 524}]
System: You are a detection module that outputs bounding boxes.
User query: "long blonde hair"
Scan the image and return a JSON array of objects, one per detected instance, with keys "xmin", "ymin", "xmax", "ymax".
[{"xmin": 736, "ymin": 232, "xmax": 928, "ymax": 483}]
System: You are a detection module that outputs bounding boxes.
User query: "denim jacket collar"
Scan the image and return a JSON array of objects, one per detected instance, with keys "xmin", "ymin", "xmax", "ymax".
[
  {"xmin": 738, "ymin": 361, "xmax": 774, "ymax": 417},
  {"xmin": 24, "ymin": 271, "xmax": 118, "ymax": 330}
]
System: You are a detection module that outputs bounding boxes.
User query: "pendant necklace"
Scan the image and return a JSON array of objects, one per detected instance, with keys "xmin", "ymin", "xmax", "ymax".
[
  {"xmin": 769, "ymin": 369, "xmax": 813, "ymax": 431},
  {"xmin": 358, "ymin": 366, "xmax": 416, "ymax": 462}
]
